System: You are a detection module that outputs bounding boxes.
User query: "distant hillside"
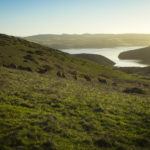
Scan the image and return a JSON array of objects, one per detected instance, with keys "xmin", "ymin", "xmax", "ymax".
[
  {"xmin": 25, "ymin": 34, "xmax": 150, "ymax": 49},
  {"xmin": 74, "ymin": 54, "xmax": 115, "ymax": 66},
  {"xmin": 119, "ymin": 46, "xmax": 150, "ymax": 65}
]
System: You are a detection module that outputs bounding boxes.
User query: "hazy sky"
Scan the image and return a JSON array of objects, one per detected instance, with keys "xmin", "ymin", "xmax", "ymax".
[{"xmin": 0, "ymin": 0, "xmax": 150, "ymax": 36}]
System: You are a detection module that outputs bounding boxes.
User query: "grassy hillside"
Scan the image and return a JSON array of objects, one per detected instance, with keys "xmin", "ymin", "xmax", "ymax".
[
  {"xmin": 74, "ymin": 54, "xmax": 115, "ymax": 66},
  {"xmin": 0, "ymin": 34, "xmax": 150, "ymax": 150},
  {"xmin": 0, "ymin": 34, "xmax": 135, "ymax": 81},
  {"xmin": 119, "ymin": 47, "xmax": 150, "ymax": 65},
  {"xmin": 25, "ymin": 34, "xmax": 150, "ymax": 49},
  {"xmin": 1, "ymin": 67, "xmax": 150, "ymax": 150}
]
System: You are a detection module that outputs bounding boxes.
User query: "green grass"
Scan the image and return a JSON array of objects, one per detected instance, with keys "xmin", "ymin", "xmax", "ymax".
[
  {"xmin": 0, "ymin": 34, "xmax": 150, "ymax": 150},
  {"xmin": 0, "ymin": 67, "xmax": 150, "ymax": 150},
  {"xmin": 0, "ymin": 34, "xmax": 138, "ymax": 82}
]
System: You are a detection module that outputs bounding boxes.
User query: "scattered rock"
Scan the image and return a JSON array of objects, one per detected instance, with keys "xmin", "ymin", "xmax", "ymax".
[
  {"xmin": 98, "ymin": 78, "xmax": 107, "ymax": 84},
  {"xmin": 3, "ymin": 63, "xmax": 16, "ymax": 69},
  {"xmin": 62, "ymin": 73, "xmax": 65, "ymax": 78},
  {"xmin": 37, "ymin": 65, "xmax": 53, "ymax": 74},
  {"xmin": 24, "ymin": 60, "xmax": 28, "ymax": 62},
  {"xmin": 84, "ymin": 75, "xmax": 91, "ymax": 81},
  {"xmin": 3, "ymin": 63, "xmax": 33, "ymax": 72},
  {"xmin": 23, "ymin": 54, "xmax": 34, "ymax": 61},
  {"xmin": 37, "ymin": 68, "xmax": 48, "ymax": 74},
  {"xmin": 57, "ymin": 71, "xmax": 61, "ymax": 77},
  {"xmin": 43, "ymin": 65, "xmax": 52, "ymax": 70},
  {"xmin": 123, "ymin": 87, "xmax": 145, "ymax": 94},
  {"xmin": 18, "ymin": 66, "xmax": 32, "ymax": 72},
  {"xmin": 57, "ymin": 71, "xmax": 66, "ymax": 78}
]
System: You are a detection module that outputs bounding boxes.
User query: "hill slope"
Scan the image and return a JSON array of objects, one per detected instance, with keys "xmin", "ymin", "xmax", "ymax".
[
  {"xmin": 74, "ymin": 54, "xmax": 115, "ymax": 66},
  {"xmin": 119, "ymin": 46, "xmax": 150, "ymax": 65},
  {"xmin": 0, "ymin": 34, "xmax": 134, "ymax": 81},
  {"xmin": 25, "ymin": 34, "xmax": 150, "ymax": 49},
  {"xmin": 0, "ymin": 34, "xmax": 150, "ymax": 150},
  {"xmin": 1, "ymin": 67, "xmax": 150, "ymax": 150}
]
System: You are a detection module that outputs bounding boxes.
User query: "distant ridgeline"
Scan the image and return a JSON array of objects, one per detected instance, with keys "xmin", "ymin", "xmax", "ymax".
[{"xmin": 25, "ymin": 34, "xmax": 150, "ymax": 49}]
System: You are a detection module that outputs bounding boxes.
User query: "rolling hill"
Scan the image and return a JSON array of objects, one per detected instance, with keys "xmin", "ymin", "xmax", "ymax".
[
  {"xmin": 74, "ymin": 54, "xmax": 115, "ymax": 66},
  {"xmin": 0, "ymin": 34, "xmax": 135, "ymax": 80},
  {"xmin": 25, "ymin": 34, "xmax": 150, "ymax": 49},
  {"xmin": 0, "ymin": 34, "xmax": 150, "ymax": 150},
  {"xmin": 119, "ymin": 46, "xmax": 150, "ymax": 65}
]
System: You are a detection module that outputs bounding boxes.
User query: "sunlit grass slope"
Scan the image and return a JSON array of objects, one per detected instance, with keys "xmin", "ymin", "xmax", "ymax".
[
  {"xmin": 0, "ymin": 34, "xmax": 136, "ymax": 81},
  {"xmin": 0, "ymin": 34, "xmax": 150, "ymax": 150},
  {"xmin": 0, "ymin": 67, "xmax": 150, "ymax": 150}
]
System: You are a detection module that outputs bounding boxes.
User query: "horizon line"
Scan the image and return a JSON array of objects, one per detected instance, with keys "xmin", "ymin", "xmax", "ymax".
[{"xmin": 1, "ymin": 32, "xmax": 150, "ymax": 37}]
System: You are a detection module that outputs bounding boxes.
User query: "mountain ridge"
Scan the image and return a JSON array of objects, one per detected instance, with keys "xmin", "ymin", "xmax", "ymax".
[{"xmin": 25, "ymin": 34, "xmax": 150, "ymax": 49}]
